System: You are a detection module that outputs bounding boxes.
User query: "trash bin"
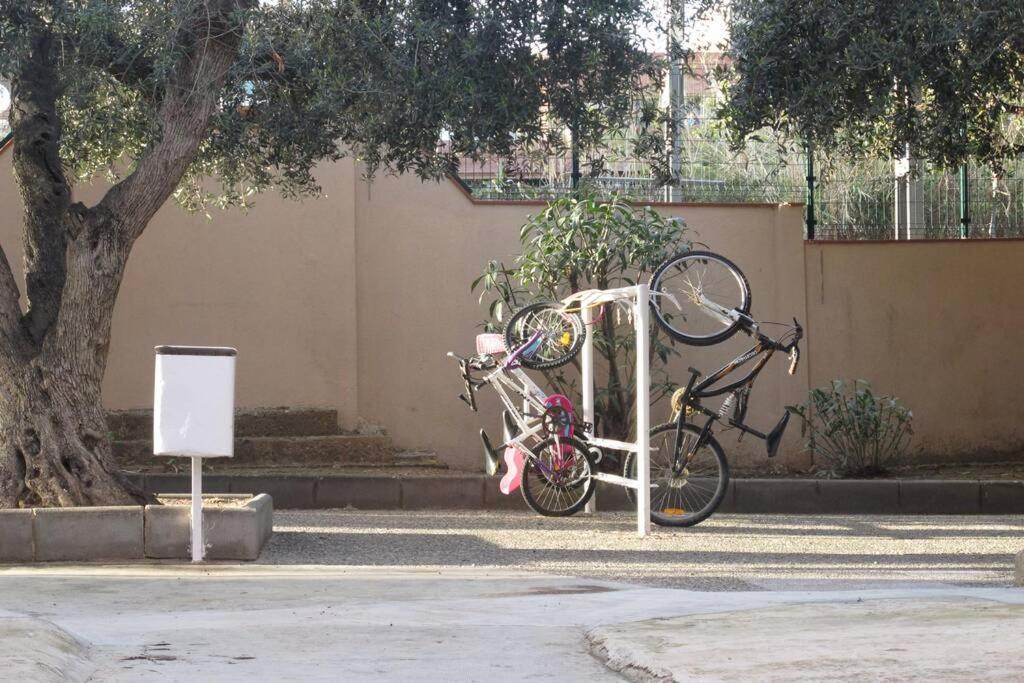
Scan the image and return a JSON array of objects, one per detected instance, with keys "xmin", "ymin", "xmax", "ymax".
[
  {"xmin": 154, "ymin": 345, "xmax": 237, "ymax": 562},
  {"xmin": 154, "ymin": 346, "xmax": 237, "ymax": 458}
]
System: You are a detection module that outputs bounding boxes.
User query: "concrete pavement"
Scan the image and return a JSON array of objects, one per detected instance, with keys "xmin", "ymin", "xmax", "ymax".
[{"xmin": 1, "ymin": 511, "xmax": 1022, "ymax": 681}]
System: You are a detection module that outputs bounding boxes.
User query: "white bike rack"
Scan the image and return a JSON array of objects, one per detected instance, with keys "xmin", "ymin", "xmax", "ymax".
[{"xmin": 565, "ymin": 284, "xmax": 651, "ymax": 537}]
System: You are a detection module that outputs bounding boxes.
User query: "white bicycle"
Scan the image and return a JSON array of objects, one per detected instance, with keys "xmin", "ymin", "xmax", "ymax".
[{"xmin": 448, "ymin": 306, "xmax": 595, "ymax": 516}]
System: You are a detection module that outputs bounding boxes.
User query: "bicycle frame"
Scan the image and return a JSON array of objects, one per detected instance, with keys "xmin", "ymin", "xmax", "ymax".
[
  {"xmin": 693, "ymin": 335, "xmax": 777, "ymax": 400},
  {"xmin": 449, "ymin": 338, "xmax": 588, "ymax": 485},
  {"xmin": 669, "ymin": 317, "xmax": 802, "ymax": 469},
  {"xmin": 481, "ymin": 364, "xmax": 555, "ymax": 449}
]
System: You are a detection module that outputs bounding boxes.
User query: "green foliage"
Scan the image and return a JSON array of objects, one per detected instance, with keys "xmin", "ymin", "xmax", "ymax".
[
  {"xmin": 1, "ymin": 0, "xmax": 664, "ymax": 211},
  {"xmin": 717, "ymin": 0, "xmax": 1024, "ymax": 169},
  {"xmin": 472, "ymin": 190, "xmax": 690, "ymax": 439},
  {"xmin": 814, "ymin": 151, "xmax": 1024, "ymax": 239},
  {"xmin": 789, "ymin": 380, "xmax": 914, "ymax": 478}
]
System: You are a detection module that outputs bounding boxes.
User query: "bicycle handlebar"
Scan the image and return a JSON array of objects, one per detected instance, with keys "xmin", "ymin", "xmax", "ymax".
[
  {"xmin": 774, "ymin": 318, "xmax": 802, "ymax": 375},
  {"xmin": 744, "ymin": 317, "xmax": 802, "ymax": 375},
  {"xmin": 447, "ymin": 351, "xmax": 497, "ymax": 412}
]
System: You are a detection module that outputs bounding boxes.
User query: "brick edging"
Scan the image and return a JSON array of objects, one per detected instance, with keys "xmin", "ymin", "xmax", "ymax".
[{"xmin": 136, "ymin": 473, "xmax": 1024, "ymax": 515}]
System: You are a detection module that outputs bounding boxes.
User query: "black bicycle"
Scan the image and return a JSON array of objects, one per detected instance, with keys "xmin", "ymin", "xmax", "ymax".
[{"xmin": 618, "ymin": 251, "xmax": 803, "ymax": 527}]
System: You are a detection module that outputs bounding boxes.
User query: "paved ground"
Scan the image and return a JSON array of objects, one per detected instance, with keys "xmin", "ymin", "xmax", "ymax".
[{"xmin": 1, "ymin": 511, "xmax": 1022, "ymax": 682}]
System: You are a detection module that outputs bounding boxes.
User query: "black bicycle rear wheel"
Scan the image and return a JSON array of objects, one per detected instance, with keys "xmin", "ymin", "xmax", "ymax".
[
  {"xmin": 623, "ymin": 422, "xmax": 730, "ymax": 527},
  {"xmin": 649, "ymin": 251, "xmax": 751, "ymax": 346}
]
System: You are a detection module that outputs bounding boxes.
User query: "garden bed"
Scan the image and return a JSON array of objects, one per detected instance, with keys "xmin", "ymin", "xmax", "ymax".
[
  {"xmin": 730, "ymin": 459, "xmax": 1024, "ymax": 480},
  {"xmin": 0, "ymin": 493, "xmax": 272, "ymax": 563}
]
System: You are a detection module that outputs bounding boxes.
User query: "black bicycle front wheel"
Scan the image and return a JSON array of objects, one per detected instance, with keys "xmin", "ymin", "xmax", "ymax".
[
  {"xmin": 649, "ymin": 250, "xmax": 751, "ymax": 346},
  {"xmin": 623, "ymin": 422, "xmax": 730, "ymax": 527},
  {"xmin": 503, "ymin": 302, "xmax": 586, "ymax": 370},
  {"xmin": 521, "ymin": 435, "xmax": 596, "ymax": 517}
]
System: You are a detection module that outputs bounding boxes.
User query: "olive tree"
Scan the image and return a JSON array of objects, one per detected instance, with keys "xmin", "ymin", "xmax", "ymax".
[
  {"xmin": 0, "ymin": 0, "xmax": 663, "ymax": 507},
  {"xmin": 716, "ymin": 0, "xmax": 1024, "ymax": 166}
]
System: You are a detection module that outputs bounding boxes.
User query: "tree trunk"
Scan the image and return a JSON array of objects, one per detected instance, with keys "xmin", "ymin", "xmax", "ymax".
[
  {"xmin": 0, "ymin": 369, "xmax": 141, "ymax": 508},
  {"xmin": 0, "ymin": 228, "xmax": 143, "ymax": 508}
]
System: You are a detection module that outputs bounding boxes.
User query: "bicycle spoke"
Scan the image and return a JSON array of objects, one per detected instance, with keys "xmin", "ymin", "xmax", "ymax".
[
  {"xmin": 628, "ymin": 424, "xmax": 727, "ymax": 525},
  {"xmin": 654, "ymin": 253, "xmax": 747, "ymax": 342},
  {"xmin": 523, "ymin": 436, "xmax": 592, "ymax": 516}
]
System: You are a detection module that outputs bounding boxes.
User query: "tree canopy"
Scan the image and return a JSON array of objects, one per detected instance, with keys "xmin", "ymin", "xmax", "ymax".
[
  {"xmin": 715, "ymin": 0, "xmax": 1024, "ymax": 167},
  {"xmin": 1, "ymin": 0, "xmax": 663, "ymax": 210}
]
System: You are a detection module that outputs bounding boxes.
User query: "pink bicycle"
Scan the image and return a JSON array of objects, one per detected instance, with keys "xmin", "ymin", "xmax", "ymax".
[{"xmin": 448, "ymin": 304, "xmax": 595, "ymax": 516}]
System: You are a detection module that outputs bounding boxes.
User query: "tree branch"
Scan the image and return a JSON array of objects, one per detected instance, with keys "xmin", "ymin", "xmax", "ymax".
[
  {"xmin": 96, "ymin": 0, "xmax": 257, "ymax": 241},
  {"xmin": 0, "ymin": 244, "xmax": 28, "ymax": 363},
  {"xmin": 87, "ymin": 30, "xmax": 158, "ymax": 97},
  {"xmin": 10, "ymin": 30, "xmax": 72, "ymax": 344}
]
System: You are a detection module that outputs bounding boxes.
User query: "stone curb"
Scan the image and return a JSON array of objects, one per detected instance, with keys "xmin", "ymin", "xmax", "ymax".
[
  {"xmin": 137, "ymin": 473, "xmax": 1024, "ymax": 514},
  {"xmin": 0, "ymin": 509, "xmax": 34, "ymax": 562},
  {"xmin": 34, "ymin": 506, "xmax": 144, "ymax": 561},
  {"xmin": 145, "ymin": 493, "xmax": 274, "ymax": 560},
  {"xmin": 0, "ymin": 494, "xmax": 272, "ymax": 563}
]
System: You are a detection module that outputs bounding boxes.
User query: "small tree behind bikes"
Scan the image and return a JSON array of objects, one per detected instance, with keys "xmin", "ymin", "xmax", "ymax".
[{"xmin": 472, "ymin": 189, "xmax": 690, "ymax": 442}]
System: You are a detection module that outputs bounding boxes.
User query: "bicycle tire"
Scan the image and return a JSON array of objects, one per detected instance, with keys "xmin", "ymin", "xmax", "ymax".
[
  {"xmin": 623, "ymin": 422, "xmax": 730, "ymax": 527},
  {"xmin": 649, "ymin": 250, "xmax": 751, "ymax": 346},
  {"xmin": 503, "ymin": 302, "xmax": 586, "ymax": 370},
  {"xmin": 521, "ymin": 435, "xmax": 596, "ymax": 517}
]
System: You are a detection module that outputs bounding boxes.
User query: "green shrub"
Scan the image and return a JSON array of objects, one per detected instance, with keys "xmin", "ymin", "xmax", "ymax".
[{"xmin": 789, "ymin": 380, "xmax": 913, "ymax": 477}]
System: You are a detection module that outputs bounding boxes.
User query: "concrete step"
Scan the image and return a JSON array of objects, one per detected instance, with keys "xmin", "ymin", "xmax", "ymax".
[
  {"xmin": 108, "ymin": 407, "xmax": 340, "ymax": 440},
  {"xmin": 112, "ymin": 434, "xmax": 439, "ymax": 469}
]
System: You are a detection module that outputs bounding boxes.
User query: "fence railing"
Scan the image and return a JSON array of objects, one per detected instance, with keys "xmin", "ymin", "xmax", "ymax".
[
  {"xmin": 454, "ymin": 139, "xmax": 1024, "ymax": 240},
  {"xmin": 1, "ymin": 78, "xmax": 9, "ymax": 145},
  {"xmin": 811, "ymin": 159, "xmax": 1024, "ymax": 240},
  {"xmin": 455, "ymin": 136, "xmax": 806, "ymax": 205}
]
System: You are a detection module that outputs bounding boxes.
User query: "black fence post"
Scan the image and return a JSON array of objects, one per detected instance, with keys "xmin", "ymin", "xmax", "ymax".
[
  {"xmin": 570, "ymin": 127, "xmax": 581, "ymax": 191},
  {"xmin": 805, "ymin": 143, "xmax": 816, "ymax": 240},
  {"xmin": 959, "ymin": 163, "xmax": 970, "ymax": 239}
]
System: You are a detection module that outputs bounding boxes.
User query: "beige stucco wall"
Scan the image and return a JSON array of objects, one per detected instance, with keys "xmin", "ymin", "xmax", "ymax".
[
  {"xmin": 804, "ymin": 241, "xmax": 1024, "ymax": 461},
  {"xmin": 0, "ymin": 155, "xmax": 361, "ymax": 425},
  {"xmin": 354, "ymin": 173, "xmax": 809, "ymax": 469},
  {"xmin": 3, "ymin": 148, "xmax": 1020, "ymax": 470}
]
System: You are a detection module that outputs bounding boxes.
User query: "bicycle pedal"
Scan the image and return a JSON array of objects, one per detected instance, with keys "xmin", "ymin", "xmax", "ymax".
[
  {"xmin": 765, "ymin": 411, "xmax": 790, "ymax": 459},
  {"xmin": 480, "ymin": 429, "xmax": 501, "ymax": 476}
]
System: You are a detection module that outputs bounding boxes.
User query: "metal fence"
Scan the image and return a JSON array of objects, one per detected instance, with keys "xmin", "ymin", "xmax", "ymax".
[
  {"xmin": 456, "ymin": 139, "xmax": 1024, "ymax": 240},
  {"xmin": 811, "ymin": 157, "xmax": 1024, "ymax": 240},
  {"xmin": 451, "ymin": 56, "xmax": 1024, "ymax": 240},
  {"xmin": 0, "ymin": 79, "xmax": 9, "ymax": 142},
  {"xmin": 455, "ymin": 136, "xmax": 806, "ymax": 205}
]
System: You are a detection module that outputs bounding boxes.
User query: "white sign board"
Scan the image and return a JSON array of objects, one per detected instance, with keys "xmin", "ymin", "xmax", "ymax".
[{"xmin": 154, "ymin": 346, "xmax": 237, "ymax": 458}]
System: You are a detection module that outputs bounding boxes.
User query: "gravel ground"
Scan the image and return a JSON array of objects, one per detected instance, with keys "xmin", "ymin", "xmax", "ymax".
[{"xmin": 260, "ymin": 510, "xmax": 1024, "ymax": 590}]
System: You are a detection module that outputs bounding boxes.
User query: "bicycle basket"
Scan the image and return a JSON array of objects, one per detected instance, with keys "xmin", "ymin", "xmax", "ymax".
[{"xmin": 476, "ymin": 333, "xmax": 506, "ymax": 356}]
